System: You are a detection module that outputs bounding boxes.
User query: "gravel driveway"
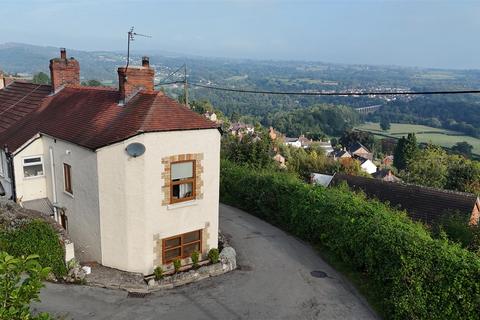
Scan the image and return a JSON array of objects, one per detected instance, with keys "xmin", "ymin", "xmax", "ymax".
[{"xmin": 34, "ymin": 204, "xmax": 378, "ymax": 320}]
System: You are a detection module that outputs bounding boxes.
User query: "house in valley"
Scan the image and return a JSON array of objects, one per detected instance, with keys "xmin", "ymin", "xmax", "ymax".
[
  {"xmin": 358, "ymin": 157, "xmax": 377, "ymax": 174},
  {"xmin": 0, "ymin": 49, "xmax": 221, "ymax": 275},
  {"xmin": 329, "ymin": 173, "xmax": 480, "ymax": 225},
  {"xmin": 372, "ymin": 168, "xmax": 401, "ymax": 182},
  {"xmin": 348, "ymin": 142, "xmax": 373, "ymax": 161}
]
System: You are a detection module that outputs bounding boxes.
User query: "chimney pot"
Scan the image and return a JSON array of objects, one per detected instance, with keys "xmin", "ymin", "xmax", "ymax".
[
  {"xmin": 60, "ymin": 48, "xmax": 67, "ymax": 59},
  {"xmin": 142, "ymin": 56, "xmax": 150, "ymax": 67}
]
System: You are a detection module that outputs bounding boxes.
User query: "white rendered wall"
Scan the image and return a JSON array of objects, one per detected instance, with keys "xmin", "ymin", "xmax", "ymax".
[
  {"xmin": 42, "ymin": 136, "xmax": 102, "ymax": 263},
  {"xmin": 97, "ymin": 129, "xmax": 220, "ymax": 274}
]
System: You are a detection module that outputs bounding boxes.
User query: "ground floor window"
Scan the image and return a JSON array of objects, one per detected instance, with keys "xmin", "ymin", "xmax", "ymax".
[{"xmin": 162, "ymin": 230, "xmax": 202, "ymax": 263}]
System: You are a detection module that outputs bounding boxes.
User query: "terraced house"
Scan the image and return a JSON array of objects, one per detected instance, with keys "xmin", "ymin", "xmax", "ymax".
[{"xmin": 0, "ymin": 49, "xmax": 221, "ymax": 275}]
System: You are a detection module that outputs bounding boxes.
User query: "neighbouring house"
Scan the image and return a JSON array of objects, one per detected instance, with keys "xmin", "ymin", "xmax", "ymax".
[
  {"xmin": 268, "ymin": 127, "xmax": 278, "ymax": 140},
  {"xmin": 331, "ymin": 149, "xmax": 352, "ymax": 160},
  {"xmin": 310, "ymin": 173, "xmax": 334, "ymax": 187},
  {"xmin": 284, "ymin": 135, "xmax": 312, "ymax": 149},
  {"xmin": 273, "ymin": 153, "xmax": 286, "ymax": 168},
  {"xmin": 298, "ymin": 135, "xmax": 312, "ymax": 148},
  {"xmin": 0, "ymin": 49, "xmax": 221, "ymax": 275},
  {"xmin": 204, "ymin": 111, "xmax": 217, "ymax": 122},
  {"xmin": 348, "ymin": 142, "xmax": 373, "ymax": 161},
  {"xmin": 372, "ymin": 168, "xmax": 401, "ymax": 182},
  {"xmin": 229, "ymin": 122, "xmax": 254, "ymax": 136},
  {"xmin": 329, "ymin": 173, "xmax": 480, "ymax": 225},
  {"xmin": 358, "ymin": 157, "xmax": 377, "ymax": 174},
  {"xmin": 382, "ymin": 155, "xmax": 394, "ymax": 167},
  {"xmin": 285, "ymin": 137, "xmax": 302, "ymax": 148},
  {"xmin": 316, "ymin": 141, "xmax": 334, "ymax": 155}
]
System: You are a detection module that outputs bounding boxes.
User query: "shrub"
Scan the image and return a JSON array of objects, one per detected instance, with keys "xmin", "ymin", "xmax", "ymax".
[
  {"xmin": 0, "ymin": 219, "xmax": 66, "ymax": 277},
  {"xmin": 208, "ymin": 248, "xmax": 219, "ymax": 264},
  {"xmin": 154, "ymin": 266, "xmax": 163, "ymax": 280},
  {"xmin": 191, "ymin": 250, "xmax": 200, "ymax": 268},
  {"xmin": 0, "ymin": 252, "xmax": 53, "ymax": 320},
  {"xmin": 220, "ymin": 159, "xmax": 480, "ymax": 319},
  {"xmin": 173, "ymin": 259, "xmax": 181, "ymax": 273}
]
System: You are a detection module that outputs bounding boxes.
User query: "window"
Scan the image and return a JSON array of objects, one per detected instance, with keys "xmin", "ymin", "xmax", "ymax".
[
  {"xmin": 64, "ymin": 163, "xmax": 73, "ymax": 194},
  {"xmin": 170, "ymin": 161, "xmax": 195, "ymax": 203},
  {"xmin": 22, "ymin": 156, "xmax": 44, "ymax": 178},
  {"xmin": 162, "ymin": 230, "xmax": 202, "ymax": 263}
]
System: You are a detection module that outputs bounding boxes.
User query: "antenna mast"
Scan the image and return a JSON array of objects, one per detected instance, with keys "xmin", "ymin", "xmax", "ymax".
[
  {"xmin": 184, "ymin": 64, "xmax": 189, "ymax": 108},
  {"xmin": 125, "ymin": 26, "xmax": 152, "ymax": 73}
]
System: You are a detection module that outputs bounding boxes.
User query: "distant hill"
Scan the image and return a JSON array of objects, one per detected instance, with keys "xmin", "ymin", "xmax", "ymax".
[
  {"xmin": 2, "ymin": 42, "xmax": 480, "ymax": 140},
  {"xmin": 0, "ymin": 43, "xmax": 125, "ymax": 81}
]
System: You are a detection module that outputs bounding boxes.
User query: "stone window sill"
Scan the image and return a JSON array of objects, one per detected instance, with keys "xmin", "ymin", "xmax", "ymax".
[{"xmin": 167, "ymin": 200, "xmax": 198, "ymax": 210}]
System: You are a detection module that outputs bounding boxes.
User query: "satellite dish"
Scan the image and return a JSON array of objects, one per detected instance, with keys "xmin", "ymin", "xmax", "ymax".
[{"xmin": 126, "ymin": 143, "xmax": 146, "ymax": 158}]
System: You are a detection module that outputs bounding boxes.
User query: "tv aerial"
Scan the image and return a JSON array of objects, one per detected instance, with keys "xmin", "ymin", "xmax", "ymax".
[{"xmin": 125, "ymin": 26, "xmax": 152, "ymax": 72}]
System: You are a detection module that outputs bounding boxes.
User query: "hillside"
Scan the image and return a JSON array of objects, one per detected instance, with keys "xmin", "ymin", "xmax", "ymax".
[{"xmin": 2, "ymin": 43, "xmax": 480, "ymax": 139}]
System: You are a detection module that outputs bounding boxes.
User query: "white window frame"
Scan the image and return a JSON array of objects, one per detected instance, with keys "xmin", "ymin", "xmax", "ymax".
[{"xmin": 22, "ymin": 155, "xmax": 45, "ymax": 179}]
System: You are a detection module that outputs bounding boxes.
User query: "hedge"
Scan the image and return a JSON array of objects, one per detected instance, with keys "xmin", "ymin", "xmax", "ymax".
[
  {"xmin": 0, "ymin": 219, "xmax": 66, "ymax": 277},
  {"xmin": 220, "ymin": 160, "xmax": 480, "ymax": 319}
]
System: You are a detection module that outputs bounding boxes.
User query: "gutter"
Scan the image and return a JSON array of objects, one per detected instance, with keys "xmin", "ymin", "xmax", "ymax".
[{"xmin": 49, "ymin": 147, "xmax": 58, "ymax": 222}]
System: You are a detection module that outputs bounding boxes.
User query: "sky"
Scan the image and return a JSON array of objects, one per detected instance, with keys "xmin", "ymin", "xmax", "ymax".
[{"xmin": 1, "ymin": 0, "xmax": 480, "ymax": 69}]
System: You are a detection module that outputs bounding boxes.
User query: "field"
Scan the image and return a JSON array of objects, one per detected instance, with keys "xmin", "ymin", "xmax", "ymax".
[{"xmin": 356, "ymin": 122, "xmax": 480, "ymax": 155}]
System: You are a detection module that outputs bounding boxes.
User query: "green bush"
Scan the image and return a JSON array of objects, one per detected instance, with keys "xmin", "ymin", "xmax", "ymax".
[
  {"xmin": 207, "ymin": 248, "xmax": 219, "ymax": 264},
  {"xmin": 0, "ymin": 252, "xmax": 53, "ymax": 320},
  {"xmin": 433, "ymin": 213, "xmax": 480, "ymax": 254},
  {"xmin": 220, "ymin": 159, "xmax": 480, "ymax": 319},
  {"xmin": 154, "ymin": 266, "xmax": 163, "ymax": 280},
  {"xmin": 0, "ymin": 220, "xmax": 66, "ymax": 277},
  {"xmin": 191, "ymin": 250, "xmax": 200, "ymax": 268},
  {"xmin": 173, "ymin": 259, "xmax": 181, "ymax": 273}
]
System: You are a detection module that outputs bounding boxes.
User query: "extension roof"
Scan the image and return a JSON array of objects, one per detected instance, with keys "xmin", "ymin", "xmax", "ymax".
[
  {"xmin": 0, "ymin": 84, "xmax": 219, "ymax": 152},
  {"xmin": 0, "ymin": 82, "xmax": 52, "ymax": 134},
  {"xmin": 330, "ymin": 173, "xmax": 480, "ymax": 225}
]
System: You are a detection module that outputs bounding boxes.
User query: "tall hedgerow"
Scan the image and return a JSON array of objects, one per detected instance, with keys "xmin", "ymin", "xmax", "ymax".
[
  {"xmin": 220, "ymin": 159, "xmax": 480, "ymax": 319},
  {"xmin": 0, "ymin": 219, "xmax": 66, "ymax": 277}
]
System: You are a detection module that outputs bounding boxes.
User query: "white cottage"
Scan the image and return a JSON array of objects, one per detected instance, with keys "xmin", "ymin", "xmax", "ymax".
[{"xmin": 0, "ymin": 49, "xmax": 220, "ymax": 275}]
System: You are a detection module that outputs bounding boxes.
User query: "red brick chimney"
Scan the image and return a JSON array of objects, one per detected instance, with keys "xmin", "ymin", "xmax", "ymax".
[
  {"xmin": 49, "ymin": 48, "xmax": 80, "ymax": 93},
  {"xmin": 117, "ymin": 56, "xmax": 155, "ymax": 104}
]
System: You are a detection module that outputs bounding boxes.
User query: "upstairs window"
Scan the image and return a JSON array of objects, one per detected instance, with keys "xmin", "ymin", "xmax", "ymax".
[
  {"xmin": 64, "ymin": 163, "xmax": 73, "ymax": 195},
  {"xmin": 23, "ymin": 156, "xmax": 44, "ymax": 178},
  {"xmin": 170, "ymin": 161, "xmax": 195, "ymax": 203}
]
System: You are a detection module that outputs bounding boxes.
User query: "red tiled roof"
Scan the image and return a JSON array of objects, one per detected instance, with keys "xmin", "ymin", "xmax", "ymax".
[
  {"xmin": 0, "ymin": 84, "xmax": 219, "ymax": 151},
  {"xmin": 0, "ymin": 82, "xmax": 52, "ymax": 134}
]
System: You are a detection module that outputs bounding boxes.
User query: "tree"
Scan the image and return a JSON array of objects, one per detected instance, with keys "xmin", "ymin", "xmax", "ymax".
[
  {"xmin": 404, "ymin": 145, "xmax": 448, "ymax": 188},
  {"xmin": 81, "ymin": 79, "xmax": 102, "ymax": 87},
  {"xmin": 393, "ymin": 133, "xmax": 418, "ymax": 170},
  {"xmin": 445, "ymin": 156, "xmax": 480, "ymax": 195},
  {"xmin": 32, "ymin": 72, "xmax": 50, "ymax": 85},
  {"xmin": 451, "ymin": 141, "xmax": 473, "ymax": 158},
  {"xmin": 339, "ymin": 130, "xmax": 375, "ymax": 150},
  {"xmin": 380, "ymin": 117, "xmax": 391, "ymax": 131},
  {"xmin": 0, "ymin": 252, "xmax": 53, "ymax": 320}
]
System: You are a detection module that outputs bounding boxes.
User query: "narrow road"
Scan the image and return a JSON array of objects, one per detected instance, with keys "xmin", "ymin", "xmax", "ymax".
[{"xmin": 34, "ymin": 204, "xmax": 378, "ymax": 319}]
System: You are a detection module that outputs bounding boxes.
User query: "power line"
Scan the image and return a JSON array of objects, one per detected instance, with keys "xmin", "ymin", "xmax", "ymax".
[{"xmin": 188, "ymin": 82, "xmax": 480, "ymax": 96}]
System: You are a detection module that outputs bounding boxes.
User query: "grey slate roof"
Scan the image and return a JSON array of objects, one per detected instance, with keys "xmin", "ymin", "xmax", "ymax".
[{"xmin": 330, "ymin": 173, "xmax": 480, "ymax": 225}]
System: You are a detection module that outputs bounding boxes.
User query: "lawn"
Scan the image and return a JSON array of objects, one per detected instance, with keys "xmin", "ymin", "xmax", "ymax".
[{"xmin": 356, "ymin": 122, "xmax": 480, "ymax": 155}]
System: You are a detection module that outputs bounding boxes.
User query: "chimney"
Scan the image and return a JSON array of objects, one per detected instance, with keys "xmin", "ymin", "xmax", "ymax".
[
  {"xmin": 49, "ymin": 48, "xmax": 80, "ymax": 93},
  {"xmin": 117, "ymin": 56, "xmax": 155, "ymax": 104}
]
